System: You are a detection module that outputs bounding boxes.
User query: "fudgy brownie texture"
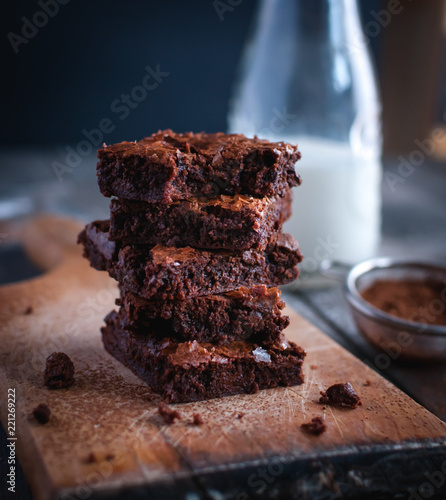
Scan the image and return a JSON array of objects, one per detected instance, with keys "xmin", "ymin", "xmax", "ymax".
[
  {"xmin": 97, "ymin": 130, "xmax": 301, "ymax": 203},
  {"xmin": 102, "ymin": 311, "xmax": 306, "ymax": 403},
  {"xmin": 44, "ymin": 352, "xmax": 75, "ymax": 389},
  {"xmin": 78, "ymin": 220, "xmax": 117, "ymax": 271},
  {"xmin": 319, "ymin": 383, "xmax": 362, "ymax": 409},
  {"xmin": 108, "ymin": 190, "xmax": 292, "ymax": 250},
  {"xmin": 118, "ymin": 285, "xmax": 289, "ymax": 344},
  {"xmin": 78, "ymin": 221, "xmax": 302, "ymax": 301}
]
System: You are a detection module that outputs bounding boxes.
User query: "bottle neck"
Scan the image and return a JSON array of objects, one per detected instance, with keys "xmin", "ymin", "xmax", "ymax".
[
  {"xmin": 229, "ymin": 0, "xmax": 380, "ymax": 148},
  {"xmin": 256, "ymin": 0, "xmax": 362, "ymax": 47}
]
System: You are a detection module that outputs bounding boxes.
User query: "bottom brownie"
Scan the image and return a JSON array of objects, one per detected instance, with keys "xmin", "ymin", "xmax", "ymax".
[{"xmin": 102, "ymin": 311, "xmax": 306, "ymax": 403}]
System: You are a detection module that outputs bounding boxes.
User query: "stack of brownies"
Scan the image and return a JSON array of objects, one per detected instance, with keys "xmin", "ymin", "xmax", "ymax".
[{"xmin": 79, "ymin": 130, "xmax": 306, "ymax": 403}]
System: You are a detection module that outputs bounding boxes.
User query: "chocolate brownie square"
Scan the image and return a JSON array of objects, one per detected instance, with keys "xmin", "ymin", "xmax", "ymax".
[
  {"xmin": 102, "ymin": 310, "xmax": 306, "ymax": 403},
  {"xmin": 108, "ymin": 190, "xmax": 292, "ymax": 250},
  {"xmin": 97, "ymin": 130, "xmax": 301, "ymax": 203},
  {"xmin": 78, "ymin": 221, "xmax": 303, "ymax": 300},
  {"xmin": 118, "ymin": 285, "xmax": 289, "ymax": 344}
]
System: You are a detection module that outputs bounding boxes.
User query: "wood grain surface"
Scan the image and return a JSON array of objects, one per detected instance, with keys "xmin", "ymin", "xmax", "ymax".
[{"xmin": 1, "ymin": 215, "xmax": 446, "ymax": 500}]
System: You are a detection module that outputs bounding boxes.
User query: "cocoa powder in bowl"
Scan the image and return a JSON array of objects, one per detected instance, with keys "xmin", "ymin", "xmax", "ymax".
[{"xmin": 360, "ymin": 279, "xmax": 446, "ymax": 326}]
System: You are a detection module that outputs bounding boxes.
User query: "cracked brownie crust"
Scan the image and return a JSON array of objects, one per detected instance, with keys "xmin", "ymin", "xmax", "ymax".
[{"xmin": 97, "ymin": 130, "xmax": 301, "ymax": 203}]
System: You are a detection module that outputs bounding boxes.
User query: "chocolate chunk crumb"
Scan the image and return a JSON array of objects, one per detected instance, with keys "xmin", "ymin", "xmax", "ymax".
[
  {"xmin": 44, "ymin": 352, "xmax": 75, "ymax": 389},
  {"xmin": 319, "ymin": 382, "xmax": 362, "ymax": 409},
  {"xmin": 32, "ymin": 403, "xmax": 51, "ymax": 424},
  {"xmin": 158, "ymin": 402, "xmax": 181, "ymax": 424},
  {"xmin": 192, "ymin": 413, "xmax": 204, "ymax": 426},
  {"xmin": 86, "ymin": 452, "xmax": 97, "ymax": 463},
  {"xmin": 301, "ymin": 416, "xmax": 326, "ymax": 436},
  {"xmin": 237, "ymin": 412, "xmax": 245, "ymax": 420},
  {"xmin": 24, "ymin": 306, "xmax": 33, "ymax": 315}
]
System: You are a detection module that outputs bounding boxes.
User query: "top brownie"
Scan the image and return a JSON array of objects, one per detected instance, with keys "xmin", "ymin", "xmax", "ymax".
[{"xmin": 97, "ymin": 129, "xmax": 301, "ymax": 202}]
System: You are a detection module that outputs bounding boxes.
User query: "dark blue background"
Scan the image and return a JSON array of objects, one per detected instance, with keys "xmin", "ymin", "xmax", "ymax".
[{"xmin": 2, "ymin": 0, "xmax": 384, "ymax": 147}]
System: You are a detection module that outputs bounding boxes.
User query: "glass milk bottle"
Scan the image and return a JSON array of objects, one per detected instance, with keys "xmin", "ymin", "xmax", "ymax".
[{"xmin": 228, "ymin": 0, "xmax": 382, "ymax": 287}]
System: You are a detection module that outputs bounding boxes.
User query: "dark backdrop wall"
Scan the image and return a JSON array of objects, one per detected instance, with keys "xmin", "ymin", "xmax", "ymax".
[{"xmin": 3, "ymin": 0, "xmax": 384, "ymax": 149}]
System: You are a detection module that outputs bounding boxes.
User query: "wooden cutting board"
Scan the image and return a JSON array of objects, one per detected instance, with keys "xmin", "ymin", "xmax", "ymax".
[{"xmin": 1, "ymin": 215, "xmax": 446, "ymax": 500}]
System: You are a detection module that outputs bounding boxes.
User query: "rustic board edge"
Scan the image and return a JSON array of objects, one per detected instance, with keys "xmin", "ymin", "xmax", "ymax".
[{"xmin": 53, "ymin": 438, "xmax": 446, "ymax": 500}]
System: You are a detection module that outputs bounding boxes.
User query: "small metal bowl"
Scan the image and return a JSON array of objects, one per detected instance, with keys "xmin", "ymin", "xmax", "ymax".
[{"xmin": 321, "ymin": 258, "xmax": 446, "ymax": 362}]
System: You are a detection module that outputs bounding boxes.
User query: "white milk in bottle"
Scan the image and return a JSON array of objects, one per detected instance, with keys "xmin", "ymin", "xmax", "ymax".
[
  {"xmin": 228, "ymin": 0, "xmax": 382, "ymax": 286},
  {"xmin": 282, "ymin": 136, "xmax": 381, "ymax": 286}
]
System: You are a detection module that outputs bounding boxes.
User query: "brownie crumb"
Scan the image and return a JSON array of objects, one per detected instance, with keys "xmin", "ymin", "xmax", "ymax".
[
  {"xmin": 319, "ymin": 383, "xmax": 362, "ymax": 409},
  {"xmin": 158, "ymin": 402, "xmax": 181, "ymax": 424},
  {"xmin": 301, "ymin": 416, "xmax": 326, "ymax": 436},
  {"xmin": 192, "ymin": 413, "xmax": 204, "ymax": 426},
  {"xmin": 32, "ymin": 404, "xmax": 51, "ymax": 424},
  {"xmin": 364, "ymin": 380, "xmax": 372, "ymax": 387},
  {"xmin": 24, "ymin": 306, "xmax": 33, "ymax": 315},
  {"xmin": 44, "ymin": 352, "xmax": 75, "ymax": 389},
  {"xmin": 236, "ymin": 412, "xmax": 245, "ymax": 420},
  {"xmin": 310, "ymin": 364, "xmax": 318, "ymax": 370}
]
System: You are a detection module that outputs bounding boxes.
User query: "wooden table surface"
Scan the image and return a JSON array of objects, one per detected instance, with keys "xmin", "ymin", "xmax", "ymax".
[{"xmin": 1, "ymin": 154, "xmax": 446, "ymax": 499}]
